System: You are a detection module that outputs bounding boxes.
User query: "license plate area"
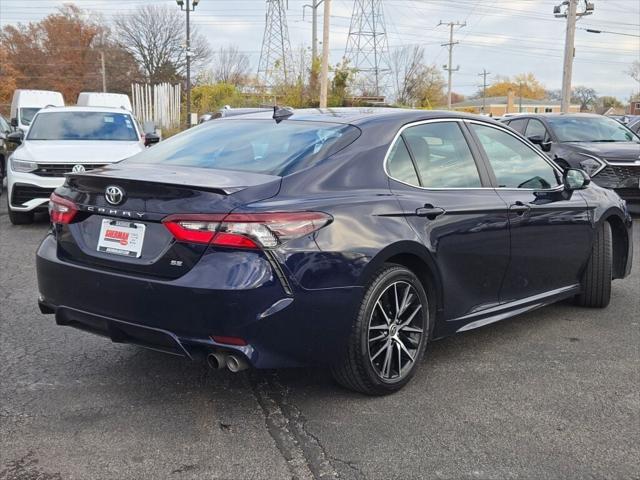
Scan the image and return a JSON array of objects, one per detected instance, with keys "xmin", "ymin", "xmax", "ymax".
[{"xmin": 97, "ymin": 219, "xmax": 146, "ymax": 258}]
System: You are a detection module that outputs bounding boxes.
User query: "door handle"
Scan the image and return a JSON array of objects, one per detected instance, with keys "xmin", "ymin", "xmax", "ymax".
[
  {"xmin": 415, "ymin": 204, "xmax": 445, "ymax": 219},
  {"xmin": 509, "ymin": 201, "xmax": 531, "ymax": 216}
]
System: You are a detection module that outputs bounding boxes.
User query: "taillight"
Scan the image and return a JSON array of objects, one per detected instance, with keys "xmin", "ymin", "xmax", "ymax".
[
  {"xmin": 49, "ymin": 193, "xmax": 78, "ymax": 224},
  {"xmin": 163, "ymin": 212, "xmax": 332, "ymax": 249}
]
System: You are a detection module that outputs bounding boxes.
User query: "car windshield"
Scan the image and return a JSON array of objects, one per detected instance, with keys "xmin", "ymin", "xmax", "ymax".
[
  {"xmin": 547, "ymin": 116, "xmax": 640, "ymax": 143},
  {"xmin": 126, "ymin": 119, "xmax": 361, "ymax": 176},
  {"xmin": 0, "ymin": 115, "xmax": 9, "ymax": 132},
  {"xmin": 20, "ymin": 107, "xmax": 40, "ymax": 126},
  {"xmin": 27, "ymin": 112, "xmax": 139, "ymax": 141}
]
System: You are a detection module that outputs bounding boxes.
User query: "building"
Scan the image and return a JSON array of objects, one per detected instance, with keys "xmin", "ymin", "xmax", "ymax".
[{"xmin": 452, "ymin": 90, "xmax": 580, "ymax": 116}]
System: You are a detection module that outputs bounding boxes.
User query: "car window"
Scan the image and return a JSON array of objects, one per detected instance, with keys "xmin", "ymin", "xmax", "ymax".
[
  {"xmin": 524, "ymin": 119, "xmax": 550, "ymax": 141},
  {"xmin": 27, "ymin": 112, "xmax": 139, "ymax": 141},
  {"xmin": 387, "ymin": 137, "xmax": 420, "ymax": 186},
  {"xmin": 127, "ymin": 119, "xmax": 361, "ymax": 177},
  {"xmin": 401, "ymin": 122, "xmax": 481, "ymax": 188},
  {"xmin": 470, "ymin": 124, "xmax": 561, "ymax": 189},
  {"xmin": 0, "ymin": 116, "xmax": 9, "ymax": 132},
  {"xmin": 546, "ymin": 116, "xmax": 639, "ymax": 143},
  {"xmin": 507, "ymin": 118, "xmax": 527, "ymax": 134}
]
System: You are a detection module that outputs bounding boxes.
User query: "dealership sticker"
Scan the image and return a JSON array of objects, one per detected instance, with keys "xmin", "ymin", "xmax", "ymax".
[{"xmin": 97, "ymin": 219, "xmax": 146, "ymax": 258}]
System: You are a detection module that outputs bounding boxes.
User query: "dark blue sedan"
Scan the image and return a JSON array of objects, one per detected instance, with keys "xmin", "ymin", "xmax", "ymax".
[{"xmin": 37, "ymin": 108, "xmax": 634, "ymax": 395}]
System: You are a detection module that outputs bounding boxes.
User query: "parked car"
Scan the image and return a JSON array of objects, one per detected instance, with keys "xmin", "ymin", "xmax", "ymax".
[
  {"xmin": 36, "ymin": 108, "xmax": 633, "ymax": 395},
  {"xmin": 0, "ymin": 114, "xmax": 11, "ymax": 195},
  {"xmin": 627, "ymin": 117, "xmax": 640, "ymax": 135},
  {"xmin": 77, "ymin": 92, "xmax": 133, "ymax": 111},
  {"xmin": 10, "ymin": 89, "xmax": 64, "ymax": 133},
  {"xmin": 6, "ymin": 106, "xmax": 146, "ymax": 224},
  {"xmin": 502, "ymin": 114, "xmax": 640, "ymax": 213}
]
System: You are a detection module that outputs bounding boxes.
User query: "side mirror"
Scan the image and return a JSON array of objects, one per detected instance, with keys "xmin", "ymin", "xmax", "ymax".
[
  {"xmin": 6, "ymin": 131, "xmax": 23, "ymax": 146},
  {"xmin": 10, "ymin": 118, "xmax": 18, "ymax": 128},
  {"xmin": 527, "ymin": 135, "xmax": 552, "ymax": 152},
  {"xmin": 144, "ymin": 133, "xmax": 160, "ymax": 147},
  {"xmin": 563, "ymin": 168, "xmax": 591, "ymax": 191}
]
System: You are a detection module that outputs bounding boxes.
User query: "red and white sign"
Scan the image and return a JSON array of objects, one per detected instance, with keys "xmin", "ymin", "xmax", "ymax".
[{"xmin": 97, "ymin": 219, "xmax": 146, "ymax": 258}]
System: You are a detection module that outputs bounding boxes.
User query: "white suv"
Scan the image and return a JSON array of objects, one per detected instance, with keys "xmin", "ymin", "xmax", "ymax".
[{"xmin": 6, "ymin": 106, "xmax": 147, "ymax": 224}]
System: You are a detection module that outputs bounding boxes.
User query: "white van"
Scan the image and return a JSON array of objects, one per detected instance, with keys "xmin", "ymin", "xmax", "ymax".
[
  {"xmin": 77, "ymin": 92, "xmax": 132, "ymax": 112},
  {"xmin": 10, "ymin": 89, "xmax": 64, "ymax": 133}
]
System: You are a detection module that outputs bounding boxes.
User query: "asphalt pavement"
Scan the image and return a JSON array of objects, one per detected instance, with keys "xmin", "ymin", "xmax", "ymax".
[{"xmin": 1, "ymin": 195, "xmax": 638, "ymax": 480}]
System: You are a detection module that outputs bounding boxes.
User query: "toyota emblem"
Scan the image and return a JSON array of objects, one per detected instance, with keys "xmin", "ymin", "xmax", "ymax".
[
  {"xmin": 72, "ymin": 164, "xmax": 86, "ymax": 173},
  {"xmin": 105, "ymin": 186, "xmax": 125, "ymax": 205}
]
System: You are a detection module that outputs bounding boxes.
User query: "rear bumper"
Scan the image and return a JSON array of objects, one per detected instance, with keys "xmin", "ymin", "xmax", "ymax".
[{"xmin": 36, "ymin": 234, "xmax": 360, "ymax": 368}]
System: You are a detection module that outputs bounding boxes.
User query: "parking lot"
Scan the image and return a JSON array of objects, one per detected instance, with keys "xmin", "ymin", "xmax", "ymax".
[{"xmin": 0, "ymin": 195, "xmax": 638, "ymax": 480}]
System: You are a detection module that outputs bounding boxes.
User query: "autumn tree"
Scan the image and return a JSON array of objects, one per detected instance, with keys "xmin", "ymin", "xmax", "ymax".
[
  {"xmin": 484, "ymin": 72, "xmax": 547, "ymax": 100},
  {"xmin": 390, "ymin": 45, "xmax": 446, "ymax": 108},
  {"xmin": 114, "ymin": 5, "xmax": 211, "ymax": 84},
  {"xmin": 0, "ymin": 5, "xmax": 140, "ymax": 103}
]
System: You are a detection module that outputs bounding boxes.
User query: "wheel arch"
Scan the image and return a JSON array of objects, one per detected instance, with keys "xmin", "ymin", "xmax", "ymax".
[
  {"xmin": 604, "ymin": 213, "xmax": 630, "ymax": 279},
  {"xmin": 358, "ymin": 241, "xmax": 443, "ymax": 321}
]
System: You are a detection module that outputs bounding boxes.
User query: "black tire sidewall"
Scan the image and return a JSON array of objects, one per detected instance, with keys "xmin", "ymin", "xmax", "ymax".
[{"xmin": 357, "ymin": 266, "xmax": 429, "ymax": 392}]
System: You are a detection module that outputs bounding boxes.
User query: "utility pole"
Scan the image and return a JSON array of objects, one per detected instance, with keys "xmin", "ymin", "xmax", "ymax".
[
  {"xmin": 319, "ymin": 0, "xmax": 331, "ymax": 108},
  {"xmin": 478, "ymin": 69, "xmax": 490, "ymax": 113},
  {"xmin": 554, "ymin": 0, "xmax": 594, "ymax": 113},
  {"xmin": 438, "ymin": 20, "xmax": 466, "ymax": 110},
  {"xmin": 519, "ymin": 82, "xmax": 523, "ymax": 112},
  {"xmin": 100, "ymin": 51, "xmax": 107, "ymax": 93},
  {"xmin": 177, "ymin": 0, "xmax": 200, "ymax": 127},
  {"xmin": 258, "ymin": 0, "xmax": 294, "ymax": 88},
  {"xmin": 303, "ymin": 0, "xmax": 325, "ymax": 97}
]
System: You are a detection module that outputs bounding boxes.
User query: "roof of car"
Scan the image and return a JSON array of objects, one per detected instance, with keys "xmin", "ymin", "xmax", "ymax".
[
  {"xmin": 505, "ymin": 113, "xmax": 604, "ymax": 120},
  {"xmin": 36, "ymin": 106, "xmax": 134, "ymax": 114},
  {"xmin": 219, "ymin": 107, "xmax": 501, "ymax": 127}
]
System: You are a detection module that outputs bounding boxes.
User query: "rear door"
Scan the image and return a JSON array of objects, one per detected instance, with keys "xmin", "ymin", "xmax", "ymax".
[
  {"xmin": 467, "ymin": 121, "xmax": 592, "ymax": 302},
  {"xmin": 387, "ymin": 119, "xmax": 510, "ymax": 321}
]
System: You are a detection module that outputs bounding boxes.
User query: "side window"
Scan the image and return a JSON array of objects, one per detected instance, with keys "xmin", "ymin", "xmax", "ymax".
[
  {"xmin": 524, "ymin": 119, "xmax": 550, "ymax": 142},
  {"xmin": 387, "ymin": 137, "xmax": 420, "ymax": 186},
  {"xmin": 507, "ymin": 118, "xmax": 527, "ymax": 134},
  {"xmin": 470, "ymin": 124, "xmax": 561, "ymax": 189},
  {"xmin": 401, "ymin": 122, "xmax": 482, "ymax": 188}
]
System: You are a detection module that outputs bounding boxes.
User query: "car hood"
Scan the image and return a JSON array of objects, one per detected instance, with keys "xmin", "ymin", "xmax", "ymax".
[
  {"xmin": 564, "ymin": 141, "xmax": 640, "ymax": 162},
  {"xmin": 14, "ymin": 140, "xmax": 144, "ymax": 163}
]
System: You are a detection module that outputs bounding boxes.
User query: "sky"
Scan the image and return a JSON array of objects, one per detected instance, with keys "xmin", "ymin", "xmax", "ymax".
[{"xmin": 1, "ymin": 0, "xmax": 639, "ymax": 100}]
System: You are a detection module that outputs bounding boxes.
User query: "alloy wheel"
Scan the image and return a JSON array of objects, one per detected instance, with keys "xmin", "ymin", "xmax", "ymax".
[{"xmin": 367, "ymin": 281, "xmax": 425, "ymax": 381}]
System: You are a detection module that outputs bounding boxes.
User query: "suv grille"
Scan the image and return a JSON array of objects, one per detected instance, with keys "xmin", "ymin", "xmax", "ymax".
[
  {"xmin": 11, "ymin": 184, "xmax": 55, "ymax": 207},
  {"xmin": 594, "ymin": 164, "xmax": 639, "ymax": 188},
  {"xmin": 33, "ymin": 163, "xmax": 108, "ymax": 177}
]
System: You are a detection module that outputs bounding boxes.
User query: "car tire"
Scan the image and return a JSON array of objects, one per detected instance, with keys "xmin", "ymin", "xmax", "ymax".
[
  {"xmin": 331, "ymin": 264, "xmax": 430, "ymax": 395},
  {"xmin": 575, "ymin": 221, "xmax": 612, "ymax": 308},
  {"xmin": 7, "ymin": 199, "xmax": 34, "ymax": 225}
]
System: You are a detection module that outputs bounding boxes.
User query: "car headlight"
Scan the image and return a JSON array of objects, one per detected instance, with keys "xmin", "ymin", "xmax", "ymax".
[
  {"xmin": 577, "ymin": 154, "xmax": 605, "ymax": 176},
  {"xmin": 11, "ymin": 158, "xmax": 38, "ymax": 173}
]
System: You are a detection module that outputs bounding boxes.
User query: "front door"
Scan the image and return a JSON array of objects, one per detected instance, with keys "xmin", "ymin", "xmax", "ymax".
[
  {"xmin": 387, "ymin": 120, "xmax": 510, "ymax": 321},
  {"xmin": 467, "ymin": 122, "xmax": 593, "ymax": 302}
]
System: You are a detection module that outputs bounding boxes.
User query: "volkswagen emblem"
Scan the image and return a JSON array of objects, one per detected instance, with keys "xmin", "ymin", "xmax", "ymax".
[
  {"xmin": 71, "ymin": 164, "xmax": 86, "ymax": 173},
  {"xmin": 105, "ymin": 186, "xmax": 125, "ymax": 205}
]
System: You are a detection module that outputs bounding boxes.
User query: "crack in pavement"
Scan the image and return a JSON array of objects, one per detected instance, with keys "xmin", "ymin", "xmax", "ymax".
[{"xmin": 249, "ymin": 371, "xmax": 343, "ymax": 480}]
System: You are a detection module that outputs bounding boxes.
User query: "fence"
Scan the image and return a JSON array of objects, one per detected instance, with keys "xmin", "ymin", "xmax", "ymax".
[{"xmin": 131, "ymin": 83, "xmax": 181, "ymax": 129}]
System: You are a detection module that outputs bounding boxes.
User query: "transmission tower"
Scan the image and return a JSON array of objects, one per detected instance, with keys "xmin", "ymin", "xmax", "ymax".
[
  {"xmin": 344, "ymin": 0, "xmax": 391, "ymax": 97},
  {"xmin": 257, "ymin": 0, "xmax": 294, "ymax": 88}
]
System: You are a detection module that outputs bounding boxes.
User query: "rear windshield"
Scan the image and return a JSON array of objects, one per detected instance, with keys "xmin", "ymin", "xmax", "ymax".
[
  {"xmin": 27, "ymin": 112, "xmax": 139, "ymax": 141},
  {"xmin": 126, "ymin": 119, "xmax": 361, "ymax": 176}
]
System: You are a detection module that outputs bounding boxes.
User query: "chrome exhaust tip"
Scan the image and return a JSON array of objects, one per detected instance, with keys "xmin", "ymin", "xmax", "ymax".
[
  {"xmin": 225, "ymin": 354, "xmax": 249, "ymax": 373},
  {"xmin": 206, "ymin": 352, "xmax": 226, "ymax": 370}
]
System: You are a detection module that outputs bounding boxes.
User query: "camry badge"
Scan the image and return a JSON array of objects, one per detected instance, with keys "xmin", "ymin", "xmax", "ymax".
[
  {"xmin": 72, "ymin": 164, "xmax": 86, "ymax": 173},
  {"xmin": 105, "ymin": 186, "xmax": 125, "ymax": 205}
]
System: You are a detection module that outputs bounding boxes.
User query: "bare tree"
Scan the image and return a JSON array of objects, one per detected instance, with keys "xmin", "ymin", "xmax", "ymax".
[
  {"xmin": 390, "ymin": 45, "xmax": 425, "ymax": 106},
  {"xmin": 211, "ymin": 45, "xmax": 251, "ymax": 86},
  {"xmin": 572, "ymin": 86, "xmax": 597, "ymax": 112},
  {"xmin": 113, "ymin": 5, "xmax": 211, "ymax": 84}
]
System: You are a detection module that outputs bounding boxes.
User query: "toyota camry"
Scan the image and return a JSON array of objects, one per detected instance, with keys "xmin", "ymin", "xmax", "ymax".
[{"xmin": 36, "ymin": 108, "xmax": 634, "ymax": 395}]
